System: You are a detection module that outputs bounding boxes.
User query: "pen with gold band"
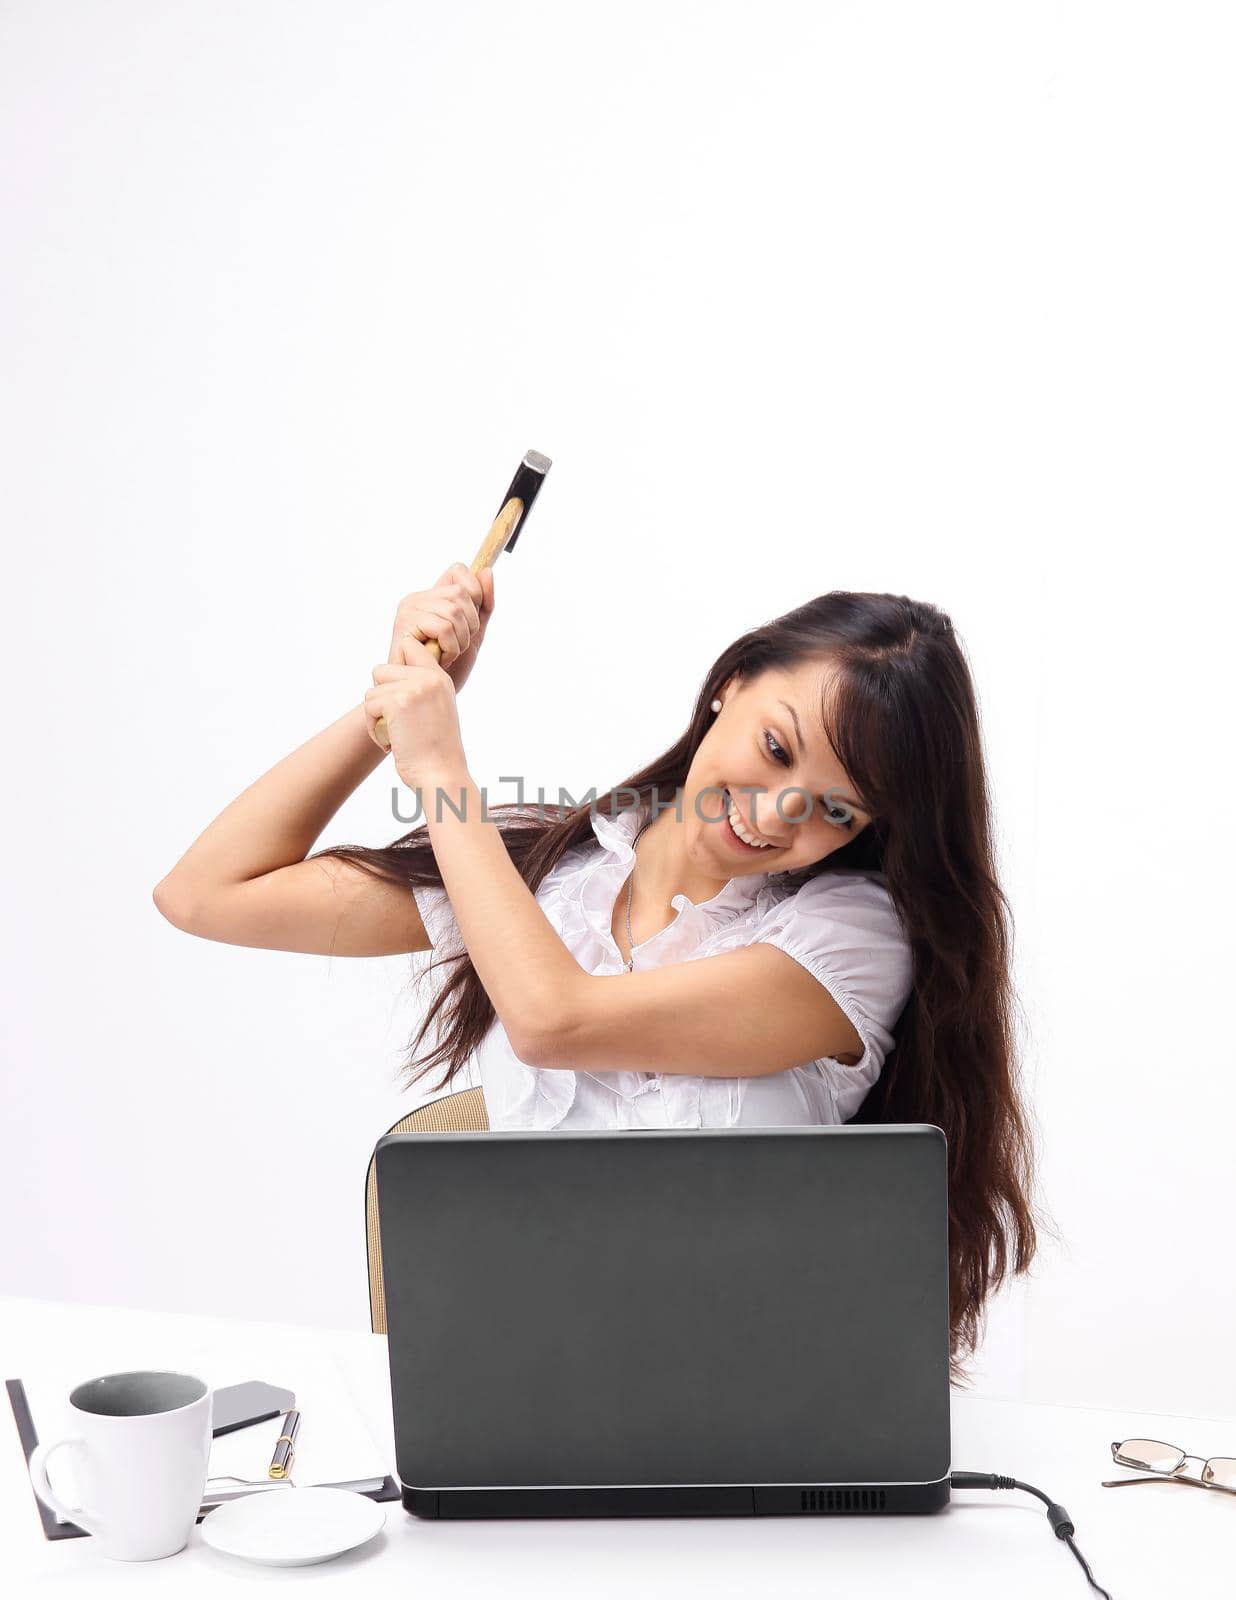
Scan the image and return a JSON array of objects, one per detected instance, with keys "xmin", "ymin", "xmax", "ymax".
[{"xmin": 268, "ymin": 1409, "xmax": 300, "ymax": 1479}]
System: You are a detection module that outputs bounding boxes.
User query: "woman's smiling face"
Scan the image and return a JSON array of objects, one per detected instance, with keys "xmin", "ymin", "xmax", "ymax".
[{"xmin": 685, "ymin": 660, "xmax": 873, "ymax": 875}]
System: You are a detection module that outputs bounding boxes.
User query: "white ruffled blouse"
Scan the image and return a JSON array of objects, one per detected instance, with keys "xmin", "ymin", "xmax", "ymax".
[{"xmin": 411, "ymin": 797, "xmax": 915, "ymax": 1131}]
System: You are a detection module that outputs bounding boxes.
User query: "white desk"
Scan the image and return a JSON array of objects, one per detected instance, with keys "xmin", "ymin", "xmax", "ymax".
[{"xmin": 2, "ymin": 1295, "xmax": 1228, "ymax": 1596}]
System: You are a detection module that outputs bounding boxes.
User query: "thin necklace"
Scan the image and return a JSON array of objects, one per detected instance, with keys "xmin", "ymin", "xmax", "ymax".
[{"xmin": 623, "ymin": 816, "xmax": 654, "ymax": 972}]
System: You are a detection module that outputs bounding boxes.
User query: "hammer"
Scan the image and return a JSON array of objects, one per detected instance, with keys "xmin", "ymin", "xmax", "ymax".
[{"xmin": 374, "ymin": 448, "xmax": 552, "ymax": 750}]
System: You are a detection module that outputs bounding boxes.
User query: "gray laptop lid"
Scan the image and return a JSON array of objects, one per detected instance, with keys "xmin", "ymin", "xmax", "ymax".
[{"xmin": 375, "ymin": 1124, "xmax": 951, "ymax": 1491}]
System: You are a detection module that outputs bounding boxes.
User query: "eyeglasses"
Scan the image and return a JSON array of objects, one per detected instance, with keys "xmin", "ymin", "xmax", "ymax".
[{"xmin": 1102, "ymin": 1438, "xmax": 1236, "ymax": 1497}]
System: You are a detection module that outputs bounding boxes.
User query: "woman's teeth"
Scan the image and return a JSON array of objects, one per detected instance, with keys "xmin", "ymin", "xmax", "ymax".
[{"xmin": 724, "ymin": 789, "xmax": 774, "ymax": 849}]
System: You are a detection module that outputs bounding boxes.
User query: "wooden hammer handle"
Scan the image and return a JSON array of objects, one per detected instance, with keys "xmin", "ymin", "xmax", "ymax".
[{"xmin": 373, "ymin": 497, "xmax": 523, "ymax": 752}]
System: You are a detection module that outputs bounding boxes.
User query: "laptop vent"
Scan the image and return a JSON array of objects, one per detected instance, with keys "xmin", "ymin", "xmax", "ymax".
[{"xmin": 801, "ymin": 1487, "xmax": 888, "ymax": 1513}]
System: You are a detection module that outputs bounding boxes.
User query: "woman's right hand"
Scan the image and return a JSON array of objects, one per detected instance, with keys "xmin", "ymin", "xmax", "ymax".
[{"xmin": 387, "ymin": 562, "xmax": 496, "ymax": 696}]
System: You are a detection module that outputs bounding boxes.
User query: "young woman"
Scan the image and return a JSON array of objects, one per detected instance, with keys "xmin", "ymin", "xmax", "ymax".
[{"xmin": 154, "ymin": 562, "xmax": 1054, "ymax": 1384}]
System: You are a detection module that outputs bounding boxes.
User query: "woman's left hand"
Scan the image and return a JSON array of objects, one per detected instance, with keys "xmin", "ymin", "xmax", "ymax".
[{"xmin": 364, "ymin": 638, "xmax": 468, "ymax": 795}]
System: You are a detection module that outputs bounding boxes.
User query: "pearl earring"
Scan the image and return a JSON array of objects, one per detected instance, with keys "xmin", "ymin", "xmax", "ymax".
[{"xmin": 710, "ymin": 698, "xmax": 722, "ymax": 713}]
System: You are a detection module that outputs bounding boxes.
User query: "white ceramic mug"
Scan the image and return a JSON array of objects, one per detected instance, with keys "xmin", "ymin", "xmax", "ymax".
[{"xmin": 28, "ymin": 1369, "xmax": 213, "ymax": 1561}]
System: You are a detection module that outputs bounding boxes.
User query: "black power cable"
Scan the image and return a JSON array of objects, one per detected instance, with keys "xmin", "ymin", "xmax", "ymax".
[{"xmin": 950, "ymin": 1471, "xmax": 1113, "ymax": 1598}]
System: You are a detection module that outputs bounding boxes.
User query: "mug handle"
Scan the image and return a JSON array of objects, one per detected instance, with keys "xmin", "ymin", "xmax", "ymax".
[{"xmin": 28, "ymin": 1437, "xmax": 105, "ymax": 1538}]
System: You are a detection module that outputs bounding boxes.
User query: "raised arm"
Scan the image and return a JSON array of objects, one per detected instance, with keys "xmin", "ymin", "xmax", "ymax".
[
  {"xmin": 152, "ymin": 564, "xmax": 496, "ymax": 957},
  {"xmin": 151, "ymin": 700, "xmax": 432, "ymax": 956}
]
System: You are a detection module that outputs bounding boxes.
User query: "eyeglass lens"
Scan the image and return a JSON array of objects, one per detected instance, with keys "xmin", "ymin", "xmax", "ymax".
[{"xmin": 1114, "ymin": 1438, "xmax": 1236, "ymax": 1488}]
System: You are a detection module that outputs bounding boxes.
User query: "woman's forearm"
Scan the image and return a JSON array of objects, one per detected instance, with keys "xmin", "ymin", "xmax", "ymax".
[
  {"xmin": 154, "ymin": 702, "xmax": 388, "ymax": 901},
  {"xmin": 417, "ymin": 765, "xmax": 589, "ymax": 1064}
]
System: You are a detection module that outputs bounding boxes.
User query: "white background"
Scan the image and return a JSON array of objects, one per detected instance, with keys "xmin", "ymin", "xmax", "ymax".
[{"xmin": 2, "ymin": 2, "xmax": 1232, "ymax": 1421}]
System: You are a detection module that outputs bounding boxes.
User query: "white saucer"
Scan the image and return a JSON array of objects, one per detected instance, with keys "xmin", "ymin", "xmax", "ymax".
[{"xmin": 200, "ymin": 1485, "xmax": 387, "ymax": 1566}]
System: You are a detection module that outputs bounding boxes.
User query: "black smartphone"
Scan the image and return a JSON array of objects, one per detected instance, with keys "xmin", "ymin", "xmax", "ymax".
[{"xmin": 211, "ymin": 1380, "xmax": 296, "ymax": 1436}]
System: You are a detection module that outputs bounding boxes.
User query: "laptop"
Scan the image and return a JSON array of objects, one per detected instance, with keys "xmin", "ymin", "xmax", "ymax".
[{"xmin": 373, "ymin": 1123, "xmax": 952, "ymax": 1519}]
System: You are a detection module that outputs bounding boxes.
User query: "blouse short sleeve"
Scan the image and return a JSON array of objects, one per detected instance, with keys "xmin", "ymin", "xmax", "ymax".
[
  {"xmin": 749, "ymin": 870, "xmax": 915, "ymax": 1091},
  {"xmin": 411, "ymin": 880, "xmax": 464, "ymax": 956},
  {"xmin": 409, "ymin": 804, "xmax": 568, "ymax": 959}
]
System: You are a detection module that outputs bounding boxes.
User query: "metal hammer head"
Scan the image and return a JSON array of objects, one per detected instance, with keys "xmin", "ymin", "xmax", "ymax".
[{"xmin": 499, "ymin": 449, "xmax": 552, "ymax": 554}]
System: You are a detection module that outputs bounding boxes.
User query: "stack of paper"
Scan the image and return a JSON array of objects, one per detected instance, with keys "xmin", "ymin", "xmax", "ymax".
[{"xmin": 205, "ymin": 1351, "xmax": 389, "ymax": 1494}]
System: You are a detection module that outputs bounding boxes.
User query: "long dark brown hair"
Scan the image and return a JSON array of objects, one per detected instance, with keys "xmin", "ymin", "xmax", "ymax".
[{"xmin": 312, "ymin": 591, "xmax": 1058, "ymax": 1387}]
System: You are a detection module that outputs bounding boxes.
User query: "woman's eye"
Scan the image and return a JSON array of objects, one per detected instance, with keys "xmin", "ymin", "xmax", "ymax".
[
  {"xmin": 764, "ymin": 730, "xmax": 855, "ymax": 831},
  {"xmin": 763, "ymin": 731, "xmax": 791, "ymax": 766}
]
